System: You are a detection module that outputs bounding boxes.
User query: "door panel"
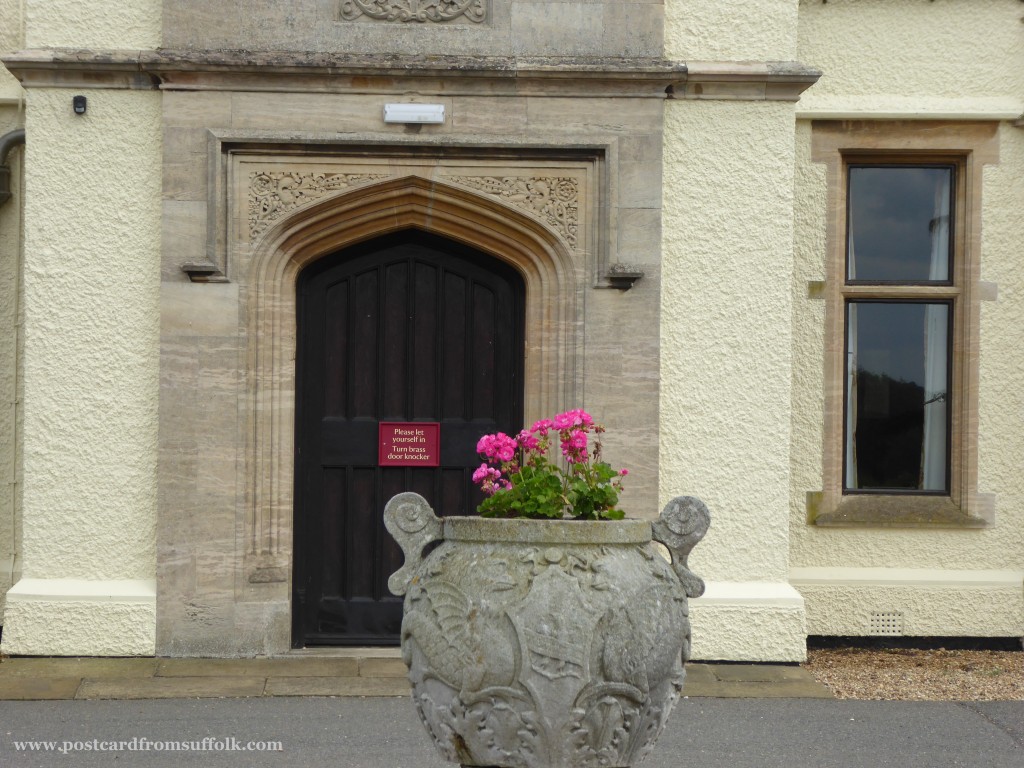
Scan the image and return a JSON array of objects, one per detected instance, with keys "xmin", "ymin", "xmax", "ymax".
[{"xmin": 293, "ymin": 230, "xmax": 525, "ymax": 646}]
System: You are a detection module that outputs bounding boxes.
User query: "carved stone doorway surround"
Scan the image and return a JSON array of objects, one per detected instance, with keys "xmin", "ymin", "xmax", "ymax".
[{"xmin": 232, "ymin": 149, "xmax": 595, "ymax": 646}]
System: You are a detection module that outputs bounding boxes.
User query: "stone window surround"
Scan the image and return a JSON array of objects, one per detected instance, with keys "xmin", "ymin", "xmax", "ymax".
[{"xmin": 808, "ymin": 120, "xmax": 1000, "ymax": 528}]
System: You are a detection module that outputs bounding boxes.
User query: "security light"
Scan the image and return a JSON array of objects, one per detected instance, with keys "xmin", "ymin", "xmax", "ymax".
[{"xmin": 383, "ymin": 103, "xmax": 445, "ymax": 124}]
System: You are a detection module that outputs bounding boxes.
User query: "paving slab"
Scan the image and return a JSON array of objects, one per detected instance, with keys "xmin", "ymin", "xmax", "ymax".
[
  {"xmin": 0, "ymin": 677, "xmax": 82, "ymax": 700},
  {"xmin": 693, "ymin": 679, "xmax": 833, "ymax": 698},
  {"xmin": 76, "ymin": 677, "xmax": 267, "ymax": 700},
  {"xmin": 157, "ymin": 657, "xmax": 359, "ymax": 678},
  {"xmin": 709, "ymin": 664, "xmax": 812, "ymax": 684},
  {"xmin": 288, "ymin": 647, "xmax": 402, "ymax": 658},
  {"xmin": 264, "ymin": 676, "xmax": 411, "ymax": 697},
  {"xmin": 358, "ymin": 657, "xmax": 408, "ymax": 678},
  {"xmin": 681, "ymin": 664, "xmax": 832, "ymax": 698},
  {"xmin": 680, "ymin": 663, "xmax": 718, "ymax": 696},
  {"xmin": 0, "ymin": 658, "xmax": 159, "ymax": 678}
]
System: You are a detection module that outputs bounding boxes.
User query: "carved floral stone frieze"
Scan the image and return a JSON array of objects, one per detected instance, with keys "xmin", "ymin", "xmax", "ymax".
[
  {"xmin": 449, "ymin": 175, "xmax": 579, "ymax": 248},
  {"xmin": 249, "ymin": 171, "xmax": 389, "ymax": 238},
  {"xmin": 340, "ymin": 0, "xmax": 486, "ymax": 23}
]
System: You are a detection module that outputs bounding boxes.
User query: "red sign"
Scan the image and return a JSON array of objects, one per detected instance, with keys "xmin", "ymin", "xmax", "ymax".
[{"xmin": 378, "ymin": 422, "xmax": 440, "ymax": 467}]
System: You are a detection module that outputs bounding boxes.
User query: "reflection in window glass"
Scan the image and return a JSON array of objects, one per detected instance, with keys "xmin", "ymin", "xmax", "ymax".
[
  {"xmin": 847, "ymin": 166, "xmax": 953, "ymax": 282},
  {"xmin": 844, "ymin": 302, "xmax": 949, "ymax": 492}
]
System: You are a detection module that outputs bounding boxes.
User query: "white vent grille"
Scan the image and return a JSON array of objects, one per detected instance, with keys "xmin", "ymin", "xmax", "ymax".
[{"xmin": 868, "ymin": 611, "xmax": 904, "ymax": 636}]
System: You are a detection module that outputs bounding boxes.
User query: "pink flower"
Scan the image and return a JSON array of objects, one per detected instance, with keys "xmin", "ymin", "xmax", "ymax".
[
  {"xmin": 561, "ymin": 445, "xmax": 589, "ymax": 464},
  {"xmin": 552, "ymin": 409, "xmax": 594, "ymax": 430},
  {"xmin": 530, "ymin": 419, "xmax": 553, "ymax": 436},
  {"xmin": 476, "ymin": 432, "xmax": 518, "ymax": 463},
  {"xmin": 517, "ymin": 429, "xmax": 540, "ymax": 452},
  {"xmin": 566, "ymin": 429, "xmax": 587, "ymax": 449},
  {"xmin": 472, "ymin": 463, "xmax": 508, "ymax": 496},
  {"xmin": 620, "ymin": 468, "xmax": 629, "ymax": 476},
  {"xmin": 472, "ymin": 463, "xmax": 498, "ymax": 483}
]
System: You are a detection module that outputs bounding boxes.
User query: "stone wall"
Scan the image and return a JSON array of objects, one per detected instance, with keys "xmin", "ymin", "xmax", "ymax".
[
  {"xmin": 156, "ymin": 75, "xmax": 667, "ymax": 655},
  {"xmin": 161, "ymin": 0, "xmax": 663, "ymax": 58}
]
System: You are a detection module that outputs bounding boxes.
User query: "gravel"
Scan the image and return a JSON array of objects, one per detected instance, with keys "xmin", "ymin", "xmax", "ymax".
[{"xmin": 804, "ymin": 647, "xmax": 1024, "ymax": 701}]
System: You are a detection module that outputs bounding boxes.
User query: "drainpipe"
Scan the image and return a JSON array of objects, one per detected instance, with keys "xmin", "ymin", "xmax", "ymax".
[{"xmin": 0, "ymin": 129, "xmax": 26, "ymax": 207}]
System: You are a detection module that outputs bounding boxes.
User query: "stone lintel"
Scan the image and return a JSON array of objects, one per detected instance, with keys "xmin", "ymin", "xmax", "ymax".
[
  {"xmin": 671, "ymin": 61, "xmax": 821, "ymax": 103},
  {"xmin": 1, "ymin": 49, "xmax": 686, "ymax": 98},
  {"xmin": 2, "ymin": 50, "xmax": 820, "ymax": 103}
]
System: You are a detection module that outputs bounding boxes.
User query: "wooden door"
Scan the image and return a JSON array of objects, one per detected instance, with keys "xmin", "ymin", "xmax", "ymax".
[{"xmin": 293, "ymin": 229, "xmax": 525, "ymax": 646}]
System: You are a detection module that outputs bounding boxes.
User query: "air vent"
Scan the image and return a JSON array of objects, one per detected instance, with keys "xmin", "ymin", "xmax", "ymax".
[{"xmin": 868, "ymin": 611, "xmax": 905, "ymax": 636}]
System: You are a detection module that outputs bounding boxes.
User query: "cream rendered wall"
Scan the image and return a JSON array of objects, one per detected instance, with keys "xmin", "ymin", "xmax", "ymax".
[
  {"xmin": 797, "ymin": 0, "xmax": 1023, "ymax": 119},
  {"xmin": 790, "ymin": 1, "xmax": 1024, "ymax": 637},
  {"xmin": 661, "ymin": 0, "xmax": 807, "ymax": 661},
  {"xmin": 23, "ymin": 0, "xmax": 161, "ymax": 50},
  {"xmin": 0, "ymin": 0, "xmax": 25, "ymax": 627},
  {"xmin": 0, "ymin": 0, "xmax": 163, "ymax": 655},
  {"xmin": 665, "ymin": 0, "xmax": 798, "ymax": 61}
]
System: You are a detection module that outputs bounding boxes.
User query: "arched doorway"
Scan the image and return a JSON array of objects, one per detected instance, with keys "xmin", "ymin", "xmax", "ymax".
[{"xmin": 292, "ymin": 229, "xmax": 525, "ymax": 646}]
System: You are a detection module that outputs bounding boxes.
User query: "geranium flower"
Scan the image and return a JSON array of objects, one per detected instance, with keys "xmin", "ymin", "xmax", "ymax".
[
  {"xmin": 529, "ymin": 419, "xmax": 553, "ymax": 436},
  {"xmin": 472, "ymin": 410, "xmax": 628, "ymax": 520},
  {"xmin": 476, "ymin": 432, "xmax": 518, "ymax": 462},
  {"xmin": 517, "ymin": 429, "xmax": 540, "ymax": 452},
  {"xmin": 553, "ymin": 409, "xmax": 594, "ymax": 430}
]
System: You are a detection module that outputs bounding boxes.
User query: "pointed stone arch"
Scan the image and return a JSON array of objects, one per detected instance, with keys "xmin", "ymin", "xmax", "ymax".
[{"xmin": 241, "ymin": 175, "xmax": 582, "ymax": 585}]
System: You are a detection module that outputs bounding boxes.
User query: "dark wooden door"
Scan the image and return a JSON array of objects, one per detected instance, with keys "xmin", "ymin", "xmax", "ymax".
[{"xmin": 293, "ymin": 230, "xmax": 525, "ymax": 646}]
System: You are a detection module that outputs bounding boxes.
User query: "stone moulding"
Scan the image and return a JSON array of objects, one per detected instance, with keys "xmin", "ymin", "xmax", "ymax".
[
  {"xmin": 249, "ymin": 171, "xmax": 390, "ymax": 238},
  {"xmin": 447, "ymin": 175, "xmax": 579, "ymax": 248},
  {"xmin": 248, "ymin": 171, "xmax": 579, "ymax": 250},
  {"xmin": 0, "ymin": 50, "xmax": 822, "ymax": 102},
  {"xmin": 669, "ymin": 61, "xmax": 822, "ymax": 103},
  {"xmin": 383, "ymin": 493, "xmax": 710, "ymax": 768},
  {"xmin": 0, "ymin": 50, "xmax": 687, "ymax": 99},
  {"xmin": 240, "ymin": 175, "xmax": 583, "ymax": 587},
  {"xmin": 340, "ymin": 0, "xmax": 486, "ymax": 23}
]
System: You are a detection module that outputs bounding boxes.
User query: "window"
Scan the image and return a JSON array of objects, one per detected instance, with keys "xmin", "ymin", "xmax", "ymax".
[
  {"xmin": 844, "ymin": 165, "xmax": 954, "ymax": 494},
  {"xmin": 809, "ymin": 122, "xmax": 998, "ymax": 527}
]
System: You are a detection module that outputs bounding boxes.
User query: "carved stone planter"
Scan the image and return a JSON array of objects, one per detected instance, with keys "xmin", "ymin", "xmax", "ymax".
[{"xmin": 384, "ymin": 493, "xmax": 710, "ymax": 768}]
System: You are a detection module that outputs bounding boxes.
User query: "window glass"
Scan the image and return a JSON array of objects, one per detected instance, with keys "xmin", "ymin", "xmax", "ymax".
[
  {"xmin": 847, "ymin": 166, "xmax": 953, "ymax": 283},
  {"xmin": 845, "ymin": 301, "xmax": 949, "ymax": 492}
]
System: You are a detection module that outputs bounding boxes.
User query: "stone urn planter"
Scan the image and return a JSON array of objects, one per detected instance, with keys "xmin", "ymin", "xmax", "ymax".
[{"xmin": 384, "ymin": 492, "xmax": 710, "ymax": 768}]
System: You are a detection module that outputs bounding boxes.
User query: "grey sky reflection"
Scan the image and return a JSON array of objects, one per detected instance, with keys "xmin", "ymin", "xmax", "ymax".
[
  {"xmin": 848, "ymin": 166, "xmax": 951, "ymax": 282},
  {"xmin": 850, "ymin": 302, "xmax": 948, "ymax": 387}
]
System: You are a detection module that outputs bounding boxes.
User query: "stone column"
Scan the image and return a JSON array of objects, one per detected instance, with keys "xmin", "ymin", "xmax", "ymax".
[
  {"xmin": 0, "ymin": 57, "xmax": 23, "ymax": 627},
  {"xmin": 660, "ymin": 0, "xmax": 816, "ymax": 661},
  {"xmin": 0, "ymin": 0, "xmax": 163, "ymax": 655}
]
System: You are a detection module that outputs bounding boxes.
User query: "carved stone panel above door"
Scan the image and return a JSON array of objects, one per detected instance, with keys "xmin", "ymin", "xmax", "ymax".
[{"xmin": 161, "ymin": 0, "xmax": 664, "ymax": 58}]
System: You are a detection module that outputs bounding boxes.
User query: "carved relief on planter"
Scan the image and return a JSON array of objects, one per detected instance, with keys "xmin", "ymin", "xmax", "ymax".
[
  {"xmin": 340, "ymin": 0, "xmax": 487, "ymax": 23},
  {"xmin": 384, "ymin": 493, "xmax": 710, "ymax": 768}
]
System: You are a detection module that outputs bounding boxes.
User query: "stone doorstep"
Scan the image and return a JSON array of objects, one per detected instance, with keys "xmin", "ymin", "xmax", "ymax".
[
  {"xmin": 683, "ymin": 664, "xmax": 834, "ymax": 699},
  {"xmin": 706, "ymin": 663, "xmax": 812, "ymax": 684},
  {"xmin": 0, "ymin": 657, "xmax": 833, "ymax": 700},
  {"xmin": 155, "ymin": 658, "xmax": 360, "ymax": 678},
  {"xmin": 0, "ymin": 677, "xmax": 83, "ymax": 701},
  {"xmin": 0, "ymin": 657, "xmax": 160, "ymax": 678},
  {"xmin": 77, "ymin": 677, "xmax": 269, "ymax": 701},
  {"xmin": 264, "ymin": 676, "xmax": 411, "ymax": 697}
]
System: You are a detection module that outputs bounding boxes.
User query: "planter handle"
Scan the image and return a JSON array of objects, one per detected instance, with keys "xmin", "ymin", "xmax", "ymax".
[
  {"xmin": 651, "ymin": 496, "xmax": 710, "ymax": 598},
  {"xmin": 383, "ymin": 492, "xmax": 443, "ymax": 596}
]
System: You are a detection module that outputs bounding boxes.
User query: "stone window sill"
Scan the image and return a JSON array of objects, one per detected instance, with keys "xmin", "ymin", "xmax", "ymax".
[{"xmin": 807, "ymin": 492, "xmax": 993, "ymax": 529}]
